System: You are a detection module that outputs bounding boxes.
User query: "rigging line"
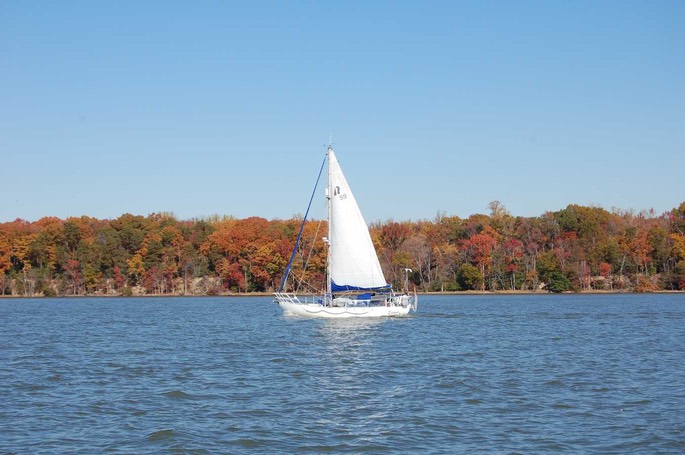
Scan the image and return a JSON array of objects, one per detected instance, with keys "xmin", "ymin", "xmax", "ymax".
[
  {"xmin": 295, "ymin": 277, "xmax": 320, "ymax": 294},
  {"xmin": 278, "ymin": 153, "xmax": 327, "ymax": 293},
  {"xmin": 295, "ymin": 217, "xmax": 325, "ymax": 294}
]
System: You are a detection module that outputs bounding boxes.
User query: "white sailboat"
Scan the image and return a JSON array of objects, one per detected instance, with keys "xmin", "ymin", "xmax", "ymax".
[{"xmin": 275, "ymin": 146, "xmax": 417, "ymax": 318}]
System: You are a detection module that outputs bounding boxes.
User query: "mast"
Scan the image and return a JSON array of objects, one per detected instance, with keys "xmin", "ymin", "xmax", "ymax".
[{"xmin": 326, "ymin": 145, "xmax": 333, "ymax": 296}]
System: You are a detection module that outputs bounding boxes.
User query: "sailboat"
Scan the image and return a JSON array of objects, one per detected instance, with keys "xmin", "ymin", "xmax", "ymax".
[{"xmin": 275, "ymin": 146, "xmax": 417, "ymax": 318}]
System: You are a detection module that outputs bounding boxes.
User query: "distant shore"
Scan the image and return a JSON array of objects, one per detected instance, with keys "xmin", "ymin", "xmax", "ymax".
[{"xmin": 2, "ymin": 289, "xmax": 683, "ymax": 299}]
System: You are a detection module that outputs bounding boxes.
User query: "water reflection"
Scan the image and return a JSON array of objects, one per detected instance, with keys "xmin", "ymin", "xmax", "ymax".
[
  {"xmin": 310, "ymin": 318, "xmax": 415, "ymax": 441},
  {"xmin": 318, "ymin": 318, "xmax": 386, "ymax": 348}
]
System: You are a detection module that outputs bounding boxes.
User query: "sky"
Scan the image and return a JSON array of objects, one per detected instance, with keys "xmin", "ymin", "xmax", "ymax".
[{"xmin": 2, "ymin": 1, "xmax": 683, "ymax": 223}]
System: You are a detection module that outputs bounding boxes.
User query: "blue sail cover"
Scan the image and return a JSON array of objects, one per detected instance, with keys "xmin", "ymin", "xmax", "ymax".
[{"xmin": 331, "ymin": 280, "xmax": 391, "ymax": 293}]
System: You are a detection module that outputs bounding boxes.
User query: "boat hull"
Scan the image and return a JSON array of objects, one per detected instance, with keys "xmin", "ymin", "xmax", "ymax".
[{"xmin": 275, "ymin": 293, "xmax": 416, "ymax": 318}]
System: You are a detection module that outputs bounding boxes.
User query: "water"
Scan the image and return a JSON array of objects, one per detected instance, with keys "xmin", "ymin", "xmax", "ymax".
[{"xmin": 1, "ymin": 294, "xmax": 683, "ymax": 454}]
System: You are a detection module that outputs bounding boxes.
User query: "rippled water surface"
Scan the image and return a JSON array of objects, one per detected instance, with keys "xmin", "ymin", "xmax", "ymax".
[{"xmin": 1, "ymin": 294, "xmax": 684, "ymax": 453}]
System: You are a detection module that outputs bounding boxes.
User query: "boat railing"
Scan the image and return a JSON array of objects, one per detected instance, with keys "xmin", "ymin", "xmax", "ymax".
[{"xmin": 275, "ymin": 293, "xmax": 327, "ymax": 305}]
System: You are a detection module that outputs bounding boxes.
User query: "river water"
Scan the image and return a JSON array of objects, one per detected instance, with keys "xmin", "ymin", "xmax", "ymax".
[{"xmin": 1, "ymin": 294, "xmax": 683, "ymax": 453}]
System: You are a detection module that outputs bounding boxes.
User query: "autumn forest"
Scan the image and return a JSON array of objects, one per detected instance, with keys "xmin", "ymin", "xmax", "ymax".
[{"xmin": 2, "ymin": 201, "xmax": 685, "ymax": 297}]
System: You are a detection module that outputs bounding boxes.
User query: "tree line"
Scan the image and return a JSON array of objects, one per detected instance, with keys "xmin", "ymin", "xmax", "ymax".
[{"xmin": 1, "ymin": 201, "xmax": 684, "ymax": 296}]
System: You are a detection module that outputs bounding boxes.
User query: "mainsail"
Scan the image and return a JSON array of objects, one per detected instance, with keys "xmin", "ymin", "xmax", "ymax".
[{"xmin": 328, "ymin": 148, "xmax": 389, "ymax": 292}]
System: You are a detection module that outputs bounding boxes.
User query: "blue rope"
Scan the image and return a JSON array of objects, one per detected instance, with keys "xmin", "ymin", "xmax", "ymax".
[{"xmin": 278, "ymin": 154, "xmax": 327, "ymax": 292}]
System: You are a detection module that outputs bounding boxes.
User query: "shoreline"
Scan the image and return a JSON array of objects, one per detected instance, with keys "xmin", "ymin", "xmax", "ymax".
[{"xmin": 1, "ymin": 290, "xmax": 683, "ymax": 299}]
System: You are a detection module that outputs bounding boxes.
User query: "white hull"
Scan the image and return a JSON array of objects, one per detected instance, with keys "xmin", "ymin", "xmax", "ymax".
[{"xmin": 275, "ymin": 293, "xmax": 416, "ymax": 319}]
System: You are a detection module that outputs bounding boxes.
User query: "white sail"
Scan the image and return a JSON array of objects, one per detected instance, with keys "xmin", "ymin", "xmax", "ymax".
[{"xmin": 328, "ymin": 148, "xmax": 388, "ymax": 292}]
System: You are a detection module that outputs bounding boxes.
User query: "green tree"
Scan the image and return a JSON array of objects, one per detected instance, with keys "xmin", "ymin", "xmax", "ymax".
[
  {"xmin": 545, "ymin": 271, "xmax": 572, "ymax": 293},
  {"xmin": 456, "ymin": 263, "xmax": 481, "ymax": 290}
]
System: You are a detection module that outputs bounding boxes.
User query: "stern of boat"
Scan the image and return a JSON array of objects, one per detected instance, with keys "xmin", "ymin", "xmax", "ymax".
[{"xmin": 391, "ymin": 291, "xmax": 418, "ymax": 312}]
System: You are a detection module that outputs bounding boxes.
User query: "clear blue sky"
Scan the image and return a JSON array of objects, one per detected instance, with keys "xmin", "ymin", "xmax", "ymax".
[{"xmin": 2, "ymin": 1, "xmax": 683, "ymax": 223}]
